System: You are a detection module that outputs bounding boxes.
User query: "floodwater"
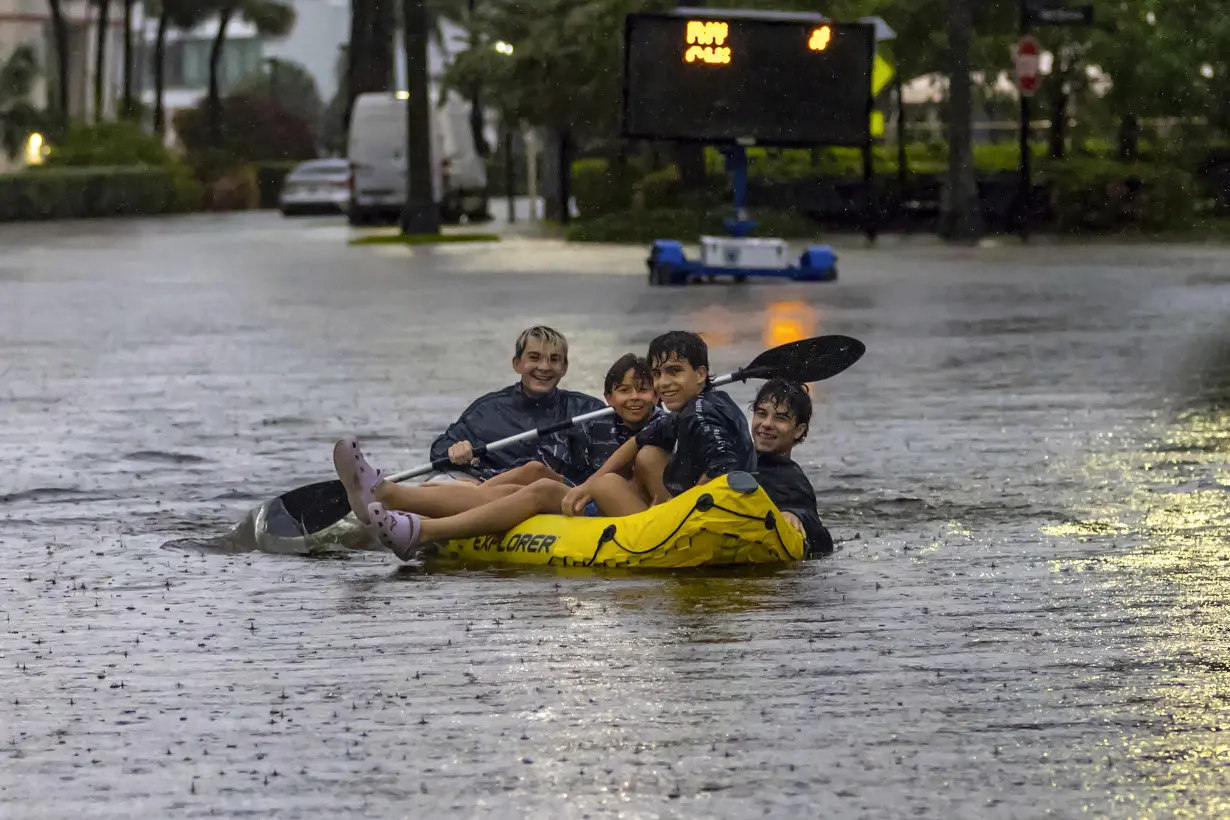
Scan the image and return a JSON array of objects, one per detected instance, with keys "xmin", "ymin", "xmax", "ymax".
[{"xmin": 2, "ymin": 214, "xmax": 1229, "ymax": 817}]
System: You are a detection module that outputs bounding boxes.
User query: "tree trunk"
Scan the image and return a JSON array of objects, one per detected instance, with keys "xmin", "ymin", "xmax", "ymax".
[
  {"xmin": 93, "ymin": 0, "xmax": 110, "ymax": 122},
  {"xmin": 47, "ymin": 0, "xmax": 71, "ymax": 131},
  {"xmin": 464, "ymin": 0, "xmax": 488, "ymax": 157},
  {"xmin": 345, "ymin": 0, "xmax": 394, "ymax": 128},
  {"xmin": 153, "ymin": 9, "xmax": 169, "ymax": 135},
  {"xmin": 938, "ymin": 0, "xmax": 982, "ymax": 241},
  {"xmin": 373, "ymin": 0, "xmax": 394, "ymax": 89},
  {"xmin": 1048, "ymin": 49, "xmax": 1069, "ymax": 159},
  {"xmin": 208, "ymin": 5, "xmax": 235, "ymax": 148},
  {"xmin": 542, "ymin": 128, "xmax": 568, "ymax": 222},
  {"xmin": 121, "ymin": 0, "xmax": 135, "ymax": 118},
  {"xmin": 400, "ymin": 0, "xmax": 439, "ymax": 233},
  {"xmin": 1118, "ymin": 113, "xmax": 1138, "ymax": 160},
  {"xmin": 469, "ymin": 89, "xmax": 488, "ymax": 158},
  {"xmin": 1049, "ymin": 85, "xmax": 1067, "ymax": 159},
  {"xmin": 895, "ymin": 72, "xmax": 908, "ymax": 185}
]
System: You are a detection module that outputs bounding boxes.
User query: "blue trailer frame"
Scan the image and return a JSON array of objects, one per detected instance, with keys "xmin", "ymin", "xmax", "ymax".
[{"xmin": 645, "ymin": 145, "xmax": 839, "ymax": 286}]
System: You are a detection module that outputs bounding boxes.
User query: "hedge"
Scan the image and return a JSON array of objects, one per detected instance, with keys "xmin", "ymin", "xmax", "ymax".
[
  {"xmin": 0, "ymin": 166, "xmax": 202, "ymax": 222},
  {"xmin": 570, "ymin": 147, "xmax": 1206, "ymax": 238},
  {"xmin": 44, "ymin": 120, "xmax": 178, "ymax": 169},
  {"xmin": 565, "ymin": 207, "xmax": 821, "ymax": 244}
]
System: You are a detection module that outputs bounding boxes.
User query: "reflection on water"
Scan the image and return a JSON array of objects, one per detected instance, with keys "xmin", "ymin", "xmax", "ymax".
[
  {"xmin": 683, "ymin": 300, "xmax": 821, "ymax": 355},
  {"xmin": 762, "ymin": 300, "xmax": 819, "ymax": 349},
  {"xmin": 1046, "ymin": 405, "xmax": 1230, "ymax": 813}
]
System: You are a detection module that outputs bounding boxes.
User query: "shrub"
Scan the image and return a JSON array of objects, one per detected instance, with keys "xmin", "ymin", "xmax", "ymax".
[
  {"xmin": 0, "ymin": 166, "xmax": 200, "ymax": 221},
  {"xmin": 205, "ymin": 165, "xmax": 259, "ymax": 211},
  {"xmin": 44, "ymin": 120, "xmax": 177, "ymax": 168},
  {"xmin": 173, "ymin": 92, "xmax": 318, "ymax": 163},
  {"xmin": 1040, "ymin": 157, "xmax": 1197, "ymax": 232},
  {"xmin": 570, "ymin": 157, "xmax": 634, "ymax": 217}
]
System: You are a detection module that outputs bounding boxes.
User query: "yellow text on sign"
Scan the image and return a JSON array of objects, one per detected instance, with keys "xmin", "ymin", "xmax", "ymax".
[
  {"xmin": 684, "ymin": 45, "xmax": 731, "ymax": 64},
  {"xmin": 686, "ymin": 20, "xmax": 728, "ymax": 45},
  {"xmin": 808, "ymin": 26, "xmax": 832, "ymax": 52},
  {"xmin": 684, "ymin": 20, "xmax": 731, "ymax": 65}
]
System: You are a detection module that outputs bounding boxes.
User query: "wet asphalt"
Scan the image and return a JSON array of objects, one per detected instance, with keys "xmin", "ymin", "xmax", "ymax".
[{"xmin": 2, "ymin": 212, "xmax": 1229, "ymax": 818}]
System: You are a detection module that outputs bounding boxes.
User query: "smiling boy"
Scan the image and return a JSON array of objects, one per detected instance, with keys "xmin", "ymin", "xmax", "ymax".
[
  {"xmin": 333, "ymin": 355, "xmax": 661, "ymax": 558},
  {"xmin": 560, "ymin": 330, "xmax": 756, "ymax": 517},
  {"xmin": 748, "ymin": 378, "xmax": 833, "ymax": 557},
  {"xmin": 429, "ymin": 325, "xmax": 605, "ymax": 480}
]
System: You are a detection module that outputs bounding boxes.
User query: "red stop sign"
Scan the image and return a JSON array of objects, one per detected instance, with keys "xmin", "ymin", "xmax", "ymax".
[{"xmin": 1016, "ymin": 35, "xmax": 1041, "ymax": 97}]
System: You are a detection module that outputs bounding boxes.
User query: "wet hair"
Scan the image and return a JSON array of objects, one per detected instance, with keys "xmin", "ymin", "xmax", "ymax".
[
  {"xmin": 604, "ymin": 353, "xmax": 653, "ymax": 394},
  {"xmin": 647, "ymin": 330, "xmax": 709, "ymax": 376},
  {"xmin": 750, "ymin": 378, "xmax": 813, "ymax": 442},
  {"xmin": 514, "ymin": 325, "xmax": 568, "ymax": 362}
]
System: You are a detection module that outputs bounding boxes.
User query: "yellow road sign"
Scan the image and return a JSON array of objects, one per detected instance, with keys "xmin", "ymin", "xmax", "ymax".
[{"xmin": 872, "ymin": 53, "xmax": 894, "ymax": 96}]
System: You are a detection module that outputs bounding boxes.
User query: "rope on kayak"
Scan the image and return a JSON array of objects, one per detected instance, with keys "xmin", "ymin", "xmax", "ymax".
[{"xmin": 577, "ymin": 494, "xmax": 791, "ymax": 566}]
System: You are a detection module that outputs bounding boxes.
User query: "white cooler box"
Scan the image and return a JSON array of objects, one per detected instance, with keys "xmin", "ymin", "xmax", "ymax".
[{"xmin": 700, "ymin": 236, "xmax": 789, "ymax": 269}]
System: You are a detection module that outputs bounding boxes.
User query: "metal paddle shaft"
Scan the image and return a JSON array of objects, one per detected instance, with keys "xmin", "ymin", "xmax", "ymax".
[{"xmin": 262, "ymin": 334, "xmax": 865, "ymax": 537}]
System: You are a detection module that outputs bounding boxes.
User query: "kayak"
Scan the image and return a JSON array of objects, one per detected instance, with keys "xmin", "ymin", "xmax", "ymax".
[{"xmin": 420, "ymin": 471, "xmax": 806, "ymax": 569}]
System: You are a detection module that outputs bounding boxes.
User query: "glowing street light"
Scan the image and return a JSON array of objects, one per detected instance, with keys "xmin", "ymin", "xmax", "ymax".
[
  {"xmin": 493, "ymin": 40, "xmax": 514, "ymax": 55},
  {"xmin": 24, "ymin": 132, "xmax": 48, "ymax": 166}
]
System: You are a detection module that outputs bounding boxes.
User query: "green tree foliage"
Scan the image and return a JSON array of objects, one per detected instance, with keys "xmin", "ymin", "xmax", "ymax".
[
  {"xmin": 172, "ymin": 91, "xmax": 318, "ymax": 161},
  {"xmin": 440, "ymin": 0, "xmax": 674, "ymax": 144},
  {"xmin": 207, "ymin": 0, "xmax": 296, "ymax": 146},
  {"xmin": 430, "ymin": 0, "xmax": 1230, "ymax": 165},
  {"xmin": 235, "ymin": 58, "xmax": 324, "ymax": 127}
]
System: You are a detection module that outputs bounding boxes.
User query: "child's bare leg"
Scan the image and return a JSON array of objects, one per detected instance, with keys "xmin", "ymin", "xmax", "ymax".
[
  {"xmin": 368, "ymin": 478, "xmax": 569, "ymax": 559},
  {"xmin": 633, "ymin": 445, "xmax": 672, "ymax": 504},
  {"xmin": 374, "ymin": 481, "xmax": 520, "ymax": 517},
  {"xmin": 417, "ymin": 478, "xmax": 567, "ymax": 541},
  {"xmin": 480, "ymin": 461, "xmax": 563, "ymax": 488},
  {"xmin": 586, "ymin": 473, "xmax": 650, "ymax": 517}
]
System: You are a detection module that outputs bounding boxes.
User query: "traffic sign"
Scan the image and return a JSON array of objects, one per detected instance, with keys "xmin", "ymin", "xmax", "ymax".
[
  {"xmin": 869, "ymin": 53, "xmax": 894, "ymax": 138},
  {"xmin": 872, "ymin": 53, "xmax": 893, "ymax": 96},
  {"xmin": 1015, "ymin": 35, "xmax": 1041, "ymax": 98},
  {"xmin": 1028, "ymin": 4, "xmax": 1093, "ymax": 26}
]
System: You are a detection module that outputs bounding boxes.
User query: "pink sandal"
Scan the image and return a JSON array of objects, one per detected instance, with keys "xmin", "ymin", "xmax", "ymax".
[
  {"xmin": 367, "ymin": 502, "xmax": 424, "ymax": 561},
  {"xmin": 332, "ymin": 436, "xmax": 384, "ymax": 525}
]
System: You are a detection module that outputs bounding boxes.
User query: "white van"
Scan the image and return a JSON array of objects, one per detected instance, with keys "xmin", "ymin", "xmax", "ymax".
[{"xmin": 346, "ymin": 90, "xmax": 489, "ymax": 225}]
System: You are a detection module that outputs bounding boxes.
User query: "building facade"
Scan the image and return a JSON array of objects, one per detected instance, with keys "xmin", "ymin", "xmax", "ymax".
[{"xmin": 0, "ymin": 0, "xmax": 124, "ymax": 167}]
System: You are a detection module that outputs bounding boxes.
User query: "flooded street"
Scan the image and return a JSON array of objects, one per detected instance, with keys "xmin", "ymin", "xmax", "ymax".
[{"xmin": 2, "ymin": 213, "xmax": 1229, "ymax": 817}]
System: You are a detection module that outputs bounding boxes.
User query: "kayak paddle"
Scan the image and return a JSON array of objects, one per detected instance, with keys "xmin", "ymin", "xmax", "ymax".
[{"xmin": 258, "ymin": 334, "xmax": 865, "ymax": 538}]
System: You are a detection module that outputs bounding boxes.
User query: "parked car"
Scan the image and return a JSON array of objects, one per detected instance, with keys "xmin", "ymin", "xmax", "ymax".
[{"xmin": 279, "ymin": 159, "xmax": 351, "ymax": 216}]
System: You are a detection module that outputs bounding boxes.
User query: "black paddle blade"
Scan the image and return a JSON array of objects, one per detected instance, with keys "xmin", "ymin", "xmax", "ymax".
[
  {"xmin": 265, "ymin": 479, "xmax": 352, "ymax": 538},
  {"xmin": 742, "ymin": 334, "xmax": 865, "ymax": 383}
]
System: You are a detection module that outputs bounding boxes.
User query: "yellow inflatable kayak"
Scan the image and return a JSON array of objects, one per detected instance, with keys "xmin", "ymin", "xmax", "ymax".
[{"xmin": 421, "ymin": 472, "xmax": 805, "ymax": 569}]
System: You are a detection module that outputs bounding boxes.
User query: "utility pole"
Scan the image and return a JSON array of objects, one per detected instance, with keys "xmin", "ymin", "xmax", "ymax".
[{"xmin": 401, "ymin": 0, "xmax": 440, "ymax": 234}]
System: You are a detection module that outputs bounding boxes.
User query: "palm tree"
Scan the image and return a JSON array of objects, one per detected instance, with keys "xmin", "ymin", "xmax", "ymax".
[
  {"xmin": 121, "ymin": 0, "xmax": 139, "ymax": 118},
  {"xmin": 0, "ymin": 44, "xmax": 40, "ymax": 158},
  {"xmin": 938, "ymin": 0, "xmax": 983, "ymax": 241},
  {"xmin": 152, "ymin": 0, "xmax": 212, "ymax": 135},
  {"xmin": 45, "ymin": 0, "xmax": 69, "ymax": 131},
  {"xmin": 346, "ymin": 0, "xmax": 394, "ymax": 125},
  {"xmin": 206, "ymin": 0, "xmax": 295, "ymax": 146},
  {"xmin": 93, "ymin": 0, "xmax": 111, "ymax": 122}
]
